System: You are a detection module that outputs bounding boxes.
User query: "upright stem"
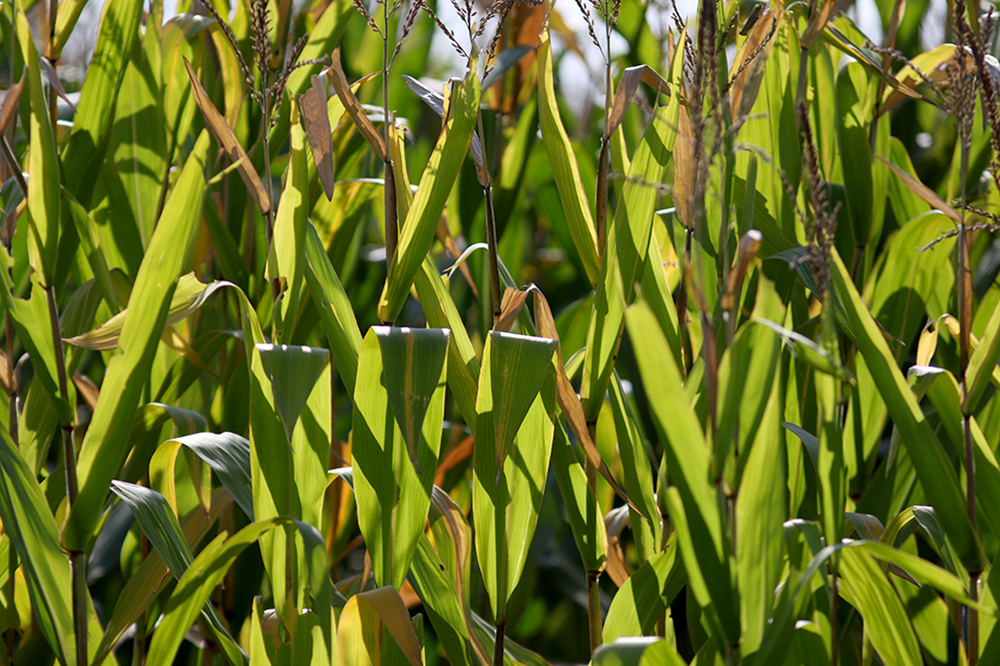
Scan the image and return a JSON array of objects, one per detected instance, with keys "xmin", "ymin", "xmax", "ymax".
[
  {"xmin": 383, "ymin": 8, "xmax": 397, "ymax": 271},
  {"xmin": 492, "ymin": 619, "xmax": 506, "ymax": 666},
  {"xmin": 585, "ymin": 421, "xmax": 602, "ymax": 655},
  {"xmin": 587, "ymin": 569, "xmax": 603, "ymax": 654},
  {"xmin": 477, "ymin": 112, "xmax": 502, "ymax": 329},
  {"xmin": 47, "ymin": 287, "xmax": 86, "ymax": 666}
]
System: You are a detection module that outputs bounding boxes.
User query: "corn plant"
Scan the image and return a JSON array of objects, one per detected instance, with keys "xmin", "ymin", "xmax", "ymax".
[{"xmin": 4, "ymin": 0, "xmax": 1000, "ymax": 663}]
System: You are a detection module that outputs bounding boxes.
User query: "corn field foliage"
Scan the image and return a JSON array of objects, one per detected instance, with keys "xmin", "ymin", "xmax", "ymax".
[{"xmin": 4, "ymin": 0, "xmax": 1000, "ymax": 662}]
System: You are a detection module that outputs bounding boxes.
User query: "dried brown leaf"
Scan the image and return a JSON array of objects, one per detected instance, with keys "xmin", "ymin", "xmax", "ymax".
[
  {"xmin": 73, "ymin": 372, "xmax": 99, "ymax": 413},
  {"xmin": 328, "ymin": 48, "xmax": 386, "ymax": 161},
  {"xmin": 0, "ymin": 75, "xmax": 24, "ymax": 137},
  {"xmin": 184, "ymin": 58, "xmax": 271, "ymax": 215},
  {"xmin": 878, "ymin": 155, "xmax": 961, "ymax": 223},
  {"xmin": 299, "ymin": 74, "xmax": 335, "ymax": 201},
  {"xmin": 533, "ymin": 290, "xmax": 645, "ymax": 518},
  {"xmin": 604, "ymin": 505, "xmax": 632, "ymax": 587},
  {"xmin": 495, "ymin": 288, "xmax": 529, "ymax": 333},
  {"xmin": 606, "ymin": 65, "xmax": 670, "ymax": 138}
]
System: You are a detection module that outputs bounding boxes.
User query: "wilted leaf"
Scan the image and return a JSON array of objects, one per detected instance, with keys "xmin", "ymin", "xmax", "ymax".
[{"xmin": 299, "ymin": 74, "xmax": 336, "ymax": 201}]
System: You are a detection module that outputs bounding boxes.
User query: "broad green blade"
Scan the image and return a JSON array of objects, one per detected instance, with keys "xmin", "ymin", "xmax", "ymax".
[
  {"xmin": 248, "ymin": 339, "xmax": 332, "ymax": 615},
  {"xmin": 836, "ymin": 62, "xmax": 874, "ymax": 247},
  {"xmin": 146, "ymin": 518, "xmax": 331, "ymax": 666},
  {"xmin": 63, "ymin": 190, "xmax": 120, "ymax": 313},
  {"xmin": 473, "ymin": 332, "xmax": 556, "ymax": 623},
  {"xmin": 487, "ymin": 331, "xmax": 557, "ymax": 474},
  {"xmin": 550, "ymin": 420, "xmax": 608, "ymax": 573},
  {"xmin": 625, "ymin": 300, "xmax": 740, "ymax": 645},
  {"xmin": 65, "ymin": 130, "xmax": 211, "ymax": 552},
  {"xmin": 965, "ymin": 297, "xmax": 1000, "ymax": 414},
  {"xmin": 375, "ymin": 326, "xmax": 449, "ymax": 470},
  {"xmin": 408, "ymin": 536, "xmax": 476, "ymax": 666},
  {"xmin": 111, "ymin": 482, "xmax": 248, "ymax": 665},
  {"xmin": 581, "ymin": 103, "xmax": 675, "ymax": 421},
  {"xmin": 304, "ymin": 222, "xmax": 362, "ymax": 395},
  {"xmin": 0, "ymin": 426, "xmax": 75, "ymax": 666},
  {"xmin": 59, "ymin": 0, "xmax": 143, "ymax": 205},
  {"xmin": 592, "ymin": 638, "xmax": 687, "ymax": 666},
  {"xmin": 414, "ymin": 256, "xmax": 481, "ymax": 433},
  {"xmin": 830, "ymin": 248, "xmax": 981, "ymax": 572},
  {"xmin": 167, "ymin": 432, "xmax": 254, "ymax": 521},
  {"xmin": 0, "ymin": 258, "xmax": 72, "ymax": 423},
  {"xmin": 267, "ymin": 103, "xmax": 310, "ymax": 341},
  {"xmin": 110, "ymin": 482, "xmax": 193, "ymax": 577},
  {"xmin": 537, "ymin": 28, "xmax": 600, "ymax": 286},
  {"xmin": 607, "ymin": 374, "xmax": 658, "ymax": 563},
  {"xmin": 92, "ymin": 490, "xmax": 232, "ymax": 666},
  {"xmin": 736, "ymin": 371, "xmax": 785, "ymax": 655},
  {"xmin": 257, "ymin": 344, "xmax": 330, "ymax": 444},
  {"xmin": 352, "ymin": 330, "xmax": 444, "ymax": 589},
  {"xmin": 378, "ymin": 65, "xmax": 481, "ymax": 323},
  {"xmin": 16, "ymin": 6, "xmax": 61, "ymax": 288},
  {"xmin": 603, "ymin": 541, "xmax": 685, "ymax": 642},
  {"xmin": 838, "ymin": 547, "xmax": 921, "ymax": 665},
  {"xmin": 113, "ymin": 26, "xmax": 168, "ymax": 245},
  {"xmin": 339, "ymin": 587, "xmax": 422, "ymax": 666}
]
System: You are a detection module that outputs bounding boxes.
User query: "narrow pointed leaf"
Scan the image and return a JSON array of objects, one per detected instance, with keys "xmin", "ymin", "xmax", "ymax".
[{"xmin": 185, "ymin": 57, "xmax": 270, "ymax": 214}]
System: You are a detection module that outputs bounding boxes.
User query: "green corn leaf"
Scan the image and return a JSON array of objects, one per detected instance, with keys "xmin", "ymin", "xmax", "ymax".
[
  {"xmin": 736, "ymin": 371, "xmax": 785, "ymax": 655},
  {"xmin": 473, "ymin": 332, "xmax": 557, "ymax": 624},
  {"xmin": 352, "ymin": 329, "xmax": 445, "ymax": 589},
  {"xmin": 413, "ymin": 256, "xmax": 481, "ymax": 434},
  {"xmin": 267, "ymin": 104, "xmax": 310, "ymax": 342},
  {"xmin": 111, "ymin": 481, "xmax": 248, "ymax": 665},
  {"xmin": 64, "ymin": 274, "xmax": 227, "ymax": 351},
  {"xmin": 0, "ymin": 426, "xmax": 76, "ymax": 666},
  {"xmin": 161, "ymin": 15, "xmax": 212, "ymax": 156},
  {"xmin": 537, "ymin": 28, "xmax": 600, "ymax": 286},
  {"xmin": 377, "ymin": 65, "xmax": 480, "ymax": 323},
  {"xmin": 0, "ymin": 258, "xmax": 72, "ymax": 423},
  {"xmin": 63, "ymin": 130, "xmax": 210, "ymax": 552},
  {"xmin": 256, "ymin": 344, "xmax": 331, "ymax": 444},
  {"xmin": 626, "ymin": 300, "xmax": 740, "ymax": 644},
  {"xmin": 92, "ymin": 490, "xmax": 233, "ymax": 666},
  {"xmin": 836, "ymin": 62, "xmax": 874, "ymax": 247},
  {"xmin": 592, "ymin": 638, "xmax": 687, "ymax": 666},
  {"xmin": 408, "ymin": 535, "xmax": 476, "ymax": 666},
  {"xmin": 924, "ymin": 370, "xmax": 1000, "ymax": 539},
  {"xmin": 965, "ymin": 296, "xmax": 1000, "ymax": 414},
  {"xmin": 551, "ymin": 419, "xmax": 608, "ymax": 573},
  {"xmin": 60, "ymin": 0, "xmax": 143, "ymax": 207},
  {"xmin": 608, "ymin": 373, "xmax": 659, "ymax": 563},
  {"xmin": 603, "ymin": 539, "xmax": 685, "ymax": 642},
  {"xmin": 16, "ymin": 6, "xmax": 61, "ymax": 289},
  {"xmin": 837, "ymin": 546, "xmax": 921, "ymax": 665},
  {"xmin": 145, "ymin": 518, "xmax": 332, "ymax": 666},
  {"xmin": 581, "ymin": 103, "xmax": 675, "ymax": 421},
  {"xmin": 63, "ymin": 189, "xmax": 120, "ymax": 313},
  {"xmin": 304, "ymin": 221, "xmax": 362, "ymax": 395},
  {"xmin": 153, "ymin": 432, "xmax": 254, "ymax": 521},
  {"xmin": 113, "ymin": 25, "xmax": 168, "ymax": 245},
  {"xmin": 376, "ymin": 326, "xmax": 449, "ymax": 470},
  {"xmin": 829, "ymin": 248, "xmax": 981, "ymax": 571},
  {"xmin": 249, "ymin": 340, "xmax": 332, "ymax": 615},
  {"xmin": 487, "ymin": 332, "xmax": 557, "ymax": 474},
  {"xmin": 338, "ymin": 587, "xmax": 422, "ymax": 666}
]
